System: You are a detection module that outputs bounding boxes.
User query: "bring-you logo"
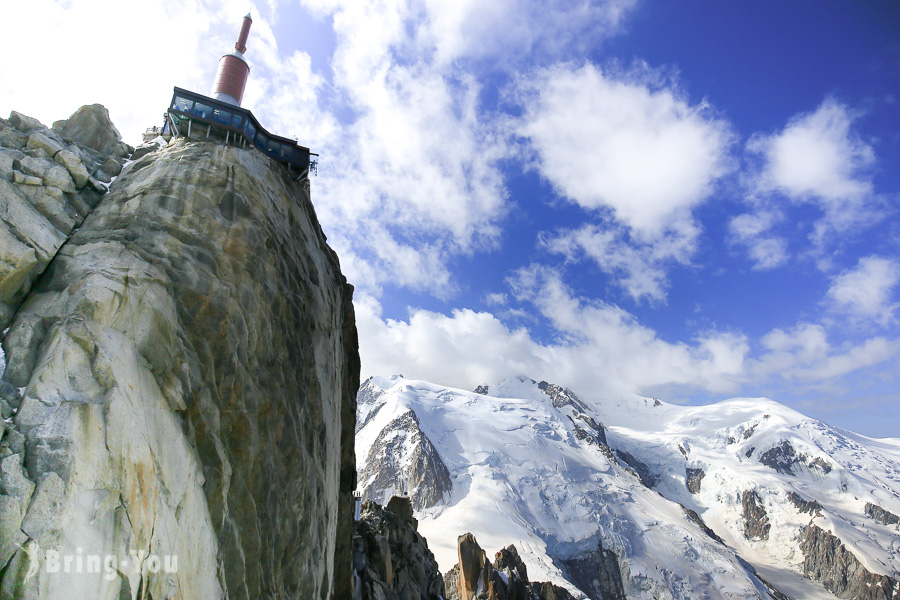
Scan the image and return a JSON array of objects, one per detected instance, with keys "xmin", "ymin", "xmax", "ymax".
[{"xmin": 22, "ymin": 543, "xmax": 177, "ymax": 582}]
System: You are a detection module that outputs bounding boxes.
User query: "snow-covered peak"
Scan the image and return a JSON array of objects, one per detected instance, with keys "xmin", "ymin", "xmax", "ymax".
[{"xmin": 356, "ymin": 375, "xmax": 900, "ymax": 599}]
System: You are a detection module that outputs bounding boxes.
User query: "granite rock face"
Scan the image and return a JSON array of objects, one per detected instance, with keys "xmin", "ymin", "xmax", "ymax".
[
  {"xmin": 685, "ymin": 466, "xmax": 705, "ymax": 494},
  {"xmin": 799, "ymin": 524, "xmax": 900, "ymax": 600},
  {"xmin": 560, "ymin": 538, "xmax": 627, "ymax": 600},
  {"xmin": 865, "ymin": 502, "xmax": 900, "ymax": 528},
  {"xmin": 0, "ymin": 135, "xmax": 358, "ymax": 599},
  {"xmin": 741, "ymin": 489, "xmax": 770, "ymax": 541},
  {"xmin": 445, "ymin": 533, "xmax": 577, "ymax": 600},
  {"xmin": 352, "ymin": 497, "xmax": 444, "ymax": 600},
  {"xmin": 358, "ymin": 408, "xmax": 452, "ymax": 510},
  {"xmin": 0, "ymin": 109, "xmax": 126, "ymax": 330}
]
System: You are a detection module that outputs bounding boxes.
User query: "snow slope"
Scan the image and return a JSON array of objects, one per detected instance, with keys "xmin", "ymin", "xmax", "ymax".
[{"xmin": 356, "ymin": 375, "xmax": 900, "ymax": 600}]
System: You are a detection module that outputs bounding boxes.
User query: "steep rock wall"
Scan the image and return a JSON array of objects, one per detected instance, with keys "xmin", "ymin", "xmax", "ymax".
[{"xmin": 0, "ymin": 134, "xmax": 358, "ymax": 599}]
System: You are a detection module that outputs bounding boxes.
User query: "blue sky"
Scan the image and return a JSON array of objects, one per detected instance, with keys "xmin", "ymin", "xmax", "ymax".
[{"xmin": 3, "ymin": 1, "xmax": 899, "ymax": 437}]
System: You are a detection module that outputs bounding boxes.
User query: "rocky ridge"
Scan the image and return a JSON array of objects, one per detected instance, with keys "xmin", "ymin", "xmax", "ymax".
[{"xmin": 1, "ymin": 107, "xmax": 358, "ymax": 599}]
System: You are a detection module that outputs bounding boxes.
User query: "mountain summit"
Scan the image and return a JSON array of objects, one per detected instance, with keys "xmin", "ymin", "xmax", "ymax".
[{"xmin": 356, "ymin": 375, "xmax": 900, "ymax": 600}]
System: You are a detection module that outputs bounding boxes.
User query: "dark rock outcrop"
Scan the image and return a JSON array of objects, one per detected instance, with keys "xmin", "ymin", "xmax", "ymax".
[
  {"xmin": 788, "ymin": 491, "xmax": 823, "ymax": 517},
  {"xmin": 446, "ymin": 533, "xmax": 577, "ymax": 600},
  {"xmin": 865, "ymin": 502, "xmax": 900, "ymax": 527},
  {"xmin": 686, "ymin": 467, "xmax": 705, "ymax": 494},
  {"xmin": 615, "ymin": 449, "xmax": 658, "ymax": 487},
  {"xmin": 1, "ymin": 131, "xmax": 358, "ymax": 599},
  {"xmin": 759, "ymin": 441, "xmax": 798, "ymax": 475},
  {"xmin": 352, "ymin": 497, "xmax": 444, "ymax": 600},
  {"xmin": 741, "ymin": 490, "xmax": 770, "ymax": 541},
  {"xmin": 561, "ymin": 537, "xmax": 627, "ymax": 600},
  {"xmin": 799, "ymin": 524, "xmax": 900, "ymax": 599},
  {"xmin": 681, "ymin": 505, "xmax": 725, "ymax": 544},
  {"xmin": 530, "ymin": 581, "xmax": 577, "ymax": 600},
  {"xmin": 758, "ymin": 440, "xmax": 832, "ymax": 476},
  {"xmin": 358, "ymin": 408, "xmax": 453, "ymax": 510}
]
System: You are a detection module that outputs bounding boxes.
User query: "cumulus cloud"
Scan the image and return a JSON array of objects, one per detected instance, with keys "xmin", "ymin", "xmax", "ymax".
[
  {"xmin": 516, "ymin": 62, "xmax": 734, "ymax": 237},
  {"xmin": 753, "ymin": 323, "xmax": 900, "ymax": 383},
  {"xmin": 357, "ymin": 267, "xmax": 752, "ymax": 399},
  {"xmin": 296, "ymin": 0, "xmax": 639, "ymax": 295},
  {"xmin": 727, "ymin": 211, "xmax": 789, "ymax": 270},
  {"xmin": 541, "ymin": 221, "xmax": 699, "ymax": 303},
  {"xmin": 748, "ymin": 98, "xmax": 875, "ymax": 204},
  {"xmin": 0, "ymin": 0, "xmax": 234, "ymax": 145},
  {"xmin": 358, "ymin": 266, "xmax": 900, "ymax": 409},
  {"xmin": 825, "ymin": 256, "xmax": 900, "ymax": 326},
  {"xmin": 515, "ymin": 63, "xmax": 733, "ymax": 301},
  {"xmin": 736, "ymin": 98, "xmax": 886, "ymax": 264}
]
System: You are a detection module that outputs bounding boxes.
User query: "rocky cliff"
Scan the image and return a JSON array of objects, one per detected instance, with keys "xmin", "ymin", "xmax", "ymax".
[
  {"xmin": 352, "ymin": 496, "xmax": 444, "ymax": 600},
  {"xmin": 0, "ymin": 108, "xmax": 359, "ymax": 599}
]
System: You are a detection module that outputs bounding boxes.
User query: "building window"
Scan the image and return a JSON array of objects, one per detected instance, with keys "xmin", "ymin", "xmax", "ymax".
[
  {"xmin": 212, "ymin": 108, "xmax": 231, "ymax": 125},
  {"xmin": 172, "ymin": 96, "xmax": 193, "ymax": 113},
  {"xmin": 231, "ymin": 114, "xmax": 243, "ymax": 128},
  {"xmin": 193, "ymin": 103, "xmax": 213, "ymax": 119}
]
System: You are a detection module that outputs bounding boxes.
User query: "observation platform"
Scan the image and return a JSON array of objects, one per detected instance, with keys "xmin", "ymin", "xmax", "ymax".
[{"xmin": 166, "ymin": 87, "xmax": 317, "ymax": 178}]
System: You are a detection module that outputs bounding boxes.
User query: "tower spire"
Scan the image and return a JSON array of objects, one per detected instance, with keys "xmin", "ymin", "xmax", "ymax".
[
  {"xmin": 211, "ymin": 14, "xmax": 253, "ymax": 106},
  {"xmin": 235, "ymin": 13, "xmax": 252, "ymax": 54}
]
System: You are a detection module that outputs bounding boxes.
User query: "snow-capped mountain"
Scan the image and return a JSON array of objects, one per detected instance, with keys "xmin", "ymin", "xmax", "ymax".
[{"xmin": 355, "ymin": 375, "xmax": 900, "ymax": 600}]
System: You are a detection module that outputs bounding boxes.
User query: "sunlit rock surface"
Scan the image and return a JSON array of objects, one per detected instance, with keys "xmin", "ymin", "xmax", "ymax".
[{"xmin": 1, "ymin": 127, "xmax": 359, "ymax": 599}]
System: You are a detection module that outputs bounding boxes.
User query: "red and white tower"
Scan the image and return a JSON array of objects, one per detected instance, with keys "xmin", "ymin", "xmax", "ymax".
[{"xmin": 211, "ymin": 13, "xmax": 253, "ymax": 106}]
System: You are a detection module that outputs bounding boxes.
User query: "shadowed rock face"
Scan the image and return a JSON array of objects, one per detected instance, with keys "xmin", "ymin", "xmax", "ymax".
[
  {"xmin": 865, "ymin": 502, "xmax": 900, "ymax": 528},
  {"xmin": 799, "ymin": 524, "xmax": 900, "ymax": 600},
  {"xmin": 561, "ymin": 538, "xmax": 626, "ymax": 600},
  {"xmin": 359, "ymin": 408, "xmax": 453, "ymax": 510},
  {"xmin": 741, "ymin": 490, "xmax": 770, "ymax": 541},
  {"xmin": 0, "ymin": 137, "xmax": 359, "ymax": 599},
  {"xmin": 685, "ymin": 467, "xmax": 705, "ymax": 494},
  {"xmin": 352, "ymin": 497, "xmax": 444, "ymax": 600}
]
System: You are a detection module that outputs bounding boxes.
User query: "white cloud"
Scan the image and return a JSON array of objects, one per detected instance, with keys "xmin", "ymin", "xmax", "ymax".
[
  {"xmin": 292, "ymin": 0, "xmax": 522, "ymax": 294},
  {"xmin": 727, "ymin": 211, "xmax": 789, "ymax": 270},
  {"xmin": 421, "ymin": 0, "xmax": 636, "ymax": 67},
  {"xmin": 358, "ymin": 266, "xmax": 900, "ymax": 409},
  {"xmin": 515, "ymin": 62, "xmax": 733, "ymax": 302},
  {"xmin": 541, "ymin": 224, "xmax": 689, "ymax": 303},
  {"xmin": 516, "ymin": 62, "xmax": 734, "ymax": 237},
  {"xmin": 753, "ymin": 323, "xmax": 900, "ymax": 383},
  {"xmin": 826, "ymin": 256, "xmax": 900, "ymax": 326},
  {"xmin": 748, "ymin": 98, "xmax": 875, "ymax": 204},
  {"xmin": 358, "ymin": 266, "xmax": 752, "ymax": 398},
  {"xmin": 739, "ymin": 98, "xmax": 886, "ymax": 261},
  {"xmin": 0, "ymin": 0, "xmax": 268, "ymax": 147}
]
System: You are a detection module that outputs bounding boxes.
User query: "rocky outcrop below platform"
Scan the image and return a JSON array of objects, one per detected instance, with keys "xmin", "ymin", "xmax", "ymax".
[
  {"xmin": 352, "ymin": 497, "xmax": 444, "ymax": 600},
  {"xmin": 1, "ymin": 118, "xmax": 358, "ymax": 599},
  {"xmin": 799, "ymin": 524, "xmax": 900, "ymax": 600}
]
